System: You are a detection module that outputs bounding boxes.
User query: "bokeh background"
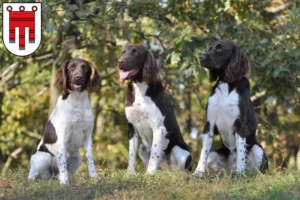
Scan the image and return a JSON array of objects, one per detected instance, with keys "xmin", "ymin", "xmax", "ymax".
[{"xmin": 0, "ymin": 0, "xmax": 299, "ymax": 174}]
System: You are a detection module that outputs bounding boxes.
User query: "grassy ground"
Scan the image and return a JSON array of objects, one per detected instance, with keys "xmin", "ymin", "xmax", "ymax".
[{"xmin": 1, "ymin": 167, "xmax": 300, "ymax": 200}]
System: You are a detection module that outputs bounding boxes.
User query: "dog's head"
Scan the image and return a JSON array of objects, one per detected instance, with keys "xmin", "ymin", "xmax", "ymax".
[
  {"xmin": 55, "ymin": 58, "xmax": 100, "ymax": 99},
  {"xmin": 199, "ymin": 40, "xmax": 250, "ymax": 82},
  {"xmin": 117, "ymin": 44, "xmax": 162, "ymax": 85}
]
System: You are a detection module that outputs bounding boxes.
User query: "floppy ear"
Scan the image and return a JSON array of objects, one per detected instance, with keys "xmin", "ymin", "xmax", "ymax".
[
  {"xmin": 55, "ymin": 60, "xmax": 69, "ymax": 100},
  {"xmin": 209, "ymin": 70, "xmax": 218, "ymax": 82},
  {"xmin": 88, "ymin": 62, "xmax": 101, "ymax": 92},
  {"xmin": 143, "ymin": 50, "xmax": 161, "ymax": 84},
  {"xmin": 225, "ymin": 45, "xmax": 250, "ymax": 82}
]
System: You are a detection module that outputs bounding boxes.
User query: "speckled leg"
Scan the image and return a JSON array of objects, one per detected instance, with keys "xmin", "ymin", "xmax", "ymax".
[
  {"xmin": 83, "ymin": 134, "xmax": 98, "ymax": 178},
  {"xmin": 194, "ymin": 121, "xmax": 214, "ymax": 177},
  {"xmin": 147, "ymin": 126, "xmax": 168, "ymax": 173},
  {"xmin": 235, "ymin": 134, "xmax": 246, "ymax": 172},
  {"xmin": 127, "ymin": 133, "xmax": 139, "ymax": 173},
  {"xmin": 57, "ymin": 141, "xmax": 69, "ymax": 184}
]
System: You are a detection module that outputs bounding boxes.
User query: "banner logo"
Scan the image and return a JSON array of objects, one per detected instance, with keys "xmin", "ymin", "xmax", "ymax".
[{"xmin": 2, "ymin": 3, "xmax": 41, "ymax": 56}]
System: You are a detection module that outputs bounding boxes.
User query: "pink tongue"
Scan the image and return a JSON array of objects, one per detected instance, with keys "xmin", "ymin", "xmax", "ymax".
[
  {"xmin": 72, "ymin": 83, "xmax": 81, "ymax": 89},
  {"xmin": 120, "ymin": 70, "xmax": 131, "ymax": 79}
]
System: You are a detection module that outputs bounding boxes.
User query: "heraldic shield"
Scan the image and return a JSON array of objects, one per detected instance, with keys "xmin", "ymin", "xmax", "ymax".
[{"xmin": 2, "ymin": 3, "xmax": 41, "ymax": 56}]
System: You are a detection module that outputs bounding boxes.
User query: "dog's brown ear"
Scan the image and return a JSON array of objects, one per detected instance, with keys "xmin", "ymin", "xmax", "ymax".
[
  {"xmin": 88, "ymin": 61, "xmax": 101, "ymax": 92},
  {"xmin": 55, "ymin": 60, "xmax": 69, "ymax": 100},
  {"xmin": 225, "ymin": 45, "xmax": 250, "ymax": 82},
  {"xmin": 143, "ymin": 51, "xmax": 162, "ymax": 84}
]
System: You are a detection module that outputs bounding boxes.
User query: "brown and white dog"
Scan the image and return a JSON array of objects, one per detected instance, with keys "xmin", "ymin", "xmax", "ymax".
[
  {"xmin": 194, "ymin": 40, "xmax": 268, "ymax": 177},
  {"xmin": 28, "ymin": 58, "xmax": 100, "ymax": 184},
  {"xmin": 118, "ymin": 44, "xmax": 192, "ymax": 173}
]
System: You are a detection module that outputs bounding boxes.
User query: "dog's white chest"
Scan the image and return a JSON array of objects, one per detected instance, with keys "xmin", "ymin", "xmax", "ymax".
[
  {"xmin": 207, "ymin": 82, "xmax": 240, "ymax": 150},
  {"xmin": 125, "ymin": 82, "xmax": 165, "ymax": 150},
  {"xmin": 49, "ymin": 91, "xmax": 94, "ymax": 153},
  {"xmin": 53, "ymin": 91, "xmax": 94, "ymax": 122},
  {"xmin": 65, "ymin": 122, "xmax": 92, "ymax": 152}
]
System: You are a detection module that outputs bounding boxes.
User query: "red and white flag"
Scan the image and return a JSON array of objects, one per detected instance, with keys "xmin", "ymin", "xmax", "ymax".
[{"xmin": 2, "ymin": 3, "xmax": 41, "ymax": 56}]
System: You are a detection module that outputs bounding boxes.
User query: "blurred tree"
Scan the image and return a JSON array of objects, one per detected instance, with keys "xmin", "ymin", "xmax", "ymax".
[{"xmin": 0, "ymin": 0, "xmax": 299, "ymax": 173}]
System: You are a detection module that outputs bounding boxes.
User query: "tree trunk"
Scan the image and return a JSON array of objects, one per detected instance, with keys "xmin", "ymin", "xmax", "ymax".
[
  {"xmin": 0, "ymin": 91, "xmax": 3, "ymax": 127},
  {"xmin": 185, "ymin": 79, "xmax": 192, "ymax": 134},
  {"xmin": 48, "ymin": 61, "xmax": 60, "ymax": 116}
]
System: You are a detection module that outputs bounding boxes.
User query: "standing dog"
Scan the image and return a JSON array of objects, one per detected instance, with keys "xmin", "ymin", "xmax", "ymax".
[
  {"xmin": 118, "ymin": 44, "xmax": 192, "ymax": 173},
  {"xmin": 194, "ymin": 40, "xmax": 268, "ymax": 176},
  {"xmin": 28, "ymin": 58, "xmax": 100, "ymax": 184}
]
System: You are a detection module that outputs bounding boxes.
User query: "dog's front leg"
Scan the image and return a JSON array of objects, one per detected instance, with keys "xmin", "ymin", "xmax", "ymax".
[
  {"xmin": 194, "ymin": 121, "xmax": 214, "ymax": 177},
  {"xmin": 83, "ymin": 133, "xmax": 98, "ymax": 178},
  {"xmin": 127, "ymin": 123, "xmax": 138, "ymax": 173},
  {"xmin": 57, "ymin": 141, "xmax": 69, "ymax": 184},
  {"xmin": 235, "ymin": 134, "xmax": 246, "ymax": 172},
  {"xmin": 234, "ymin": 119, "xmax": 247, "ymax": 173},
  {"xmin": 147, "ymin": 126, "xmax": 167, "ymax": 174},
  {"xmin": 234, "ymin": 125, "xmax": 247, "ymax": 173}
]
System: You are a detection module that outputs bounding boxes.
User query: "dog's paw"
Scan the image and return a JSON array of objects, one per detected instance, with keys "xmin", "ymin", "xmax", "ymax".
[
  {"xmin": 59, "ymin": 179, "xmax": 69, "ymax": 185},
  {"xmin": 28, "ymin": 176, "xmax": 36, "ymax": 181},
  {"xmin": 59, "ymin": 176, "xmax": 69, "ymax": 185},
  {"xmin": 90, "ymin": 173, "xmax": 101, "ymax": 180},
  {"xmin": 231, "ymin": 171, "xmax": 246, "ymax": 182},
  {"xmin": 90, "ymin": 174, "xmax": 101, "ymax": 182},
  {"xmin": 146, "ymin": 167, "xmax": 158, "ymax": 175},
  {"xmin": 145, "ymin": 170, "xmax": 156, "ymax": 175},
  {"xmin": 192, "ymin": 171, "xmax": 204, "ymax": 178},
  {"xmin": 127, "ymin": 169, "xmax": 136, "ymax": 175}
]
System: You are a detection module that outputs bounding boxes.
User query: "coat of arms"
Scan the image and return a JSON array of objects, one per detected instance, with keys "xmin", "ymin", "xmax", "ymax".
[{"xmin": 2, "ymin": 3, "xmax": 41, "ymax": 56}]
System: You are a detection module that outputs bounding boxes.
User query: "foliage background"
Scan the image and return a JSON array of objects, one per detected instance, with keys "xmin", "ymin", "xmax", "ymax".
[{"xmin": 0, "ymin": 0, "xmax": 299, "ymax": 174}]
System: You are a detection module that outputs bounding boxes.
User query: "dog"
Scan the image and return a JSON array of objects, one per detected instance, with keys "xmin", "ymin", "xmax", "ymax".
[
  {"xmin": 28, "ymin": 58, "xmax": 100, "ymax": 184},
  {"xmin": 193, "ymin": 40, "xmax": 268, "ymax": 177},
  {"xmin": 118, "ymin": 44, "xmax": 192, "ymax": 173}
]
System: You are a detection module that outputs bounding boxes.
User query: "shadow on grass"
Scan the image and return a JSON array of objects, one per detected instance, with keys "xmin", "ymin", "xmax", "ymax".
[
  {"xmin": 214, "ymin": 182, "xmax": 300, "ymax": 200},
  {"xmin": 2, "ymin": 179, "xmax": 142, "ymax": 200}
]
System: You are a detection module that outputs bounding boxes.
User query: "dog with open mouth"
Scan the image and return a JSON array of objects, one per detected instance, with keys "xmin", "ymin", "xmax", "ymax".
[
  {"xmin": 28, "ymin": 58, "xmax": 100, "ymax": 184},
  {"xmin": 118, "ymin": 44, "xmax": 192, "ymax": 173}
]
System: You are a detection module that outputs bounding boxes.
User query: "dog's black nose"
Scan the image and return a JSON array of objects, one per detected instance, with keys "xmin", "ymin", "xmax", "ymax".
[
  {"xmin": 199, "ymin": 54, "xmax": 206, "ymax": 61},
  {"xmin": 75, "ymin": 75, "xmax": 83, "ymax": 80}
]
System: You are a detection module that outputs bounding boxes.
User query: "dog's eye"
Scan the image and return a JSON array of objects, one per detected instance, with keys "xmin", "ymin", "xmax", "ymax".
[
  {"xmin": 208, "ymin": 47, "xmax": 212, "ymax": 51},
  {"xmin": 216, "ymin": 48, "xmax": 223, "ymax": 53},
  {"xmin": 122, "ymin": 50, "xmax": 125, "ymax": 55},
  {"xmin": 81, "ymin": 65, "xmax": 87, "ymax": 70},
  {"xmin": 216, "ymin": 44, "xmax": 222, "ymax": 53},
  {"xmin": 131, "ymin": 49, "xmax": 137, "ymax": 55},
  {"xmin": 69, "ymin": 66, "xmax": 76, "ymax": 71}
]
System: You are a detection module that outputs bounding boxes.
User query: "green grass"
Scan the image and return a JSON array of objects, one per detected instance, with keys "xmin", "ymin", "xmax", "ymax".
[{"xmin": 1, "ymin": 167, "xmax": 300, "ymax": 200}]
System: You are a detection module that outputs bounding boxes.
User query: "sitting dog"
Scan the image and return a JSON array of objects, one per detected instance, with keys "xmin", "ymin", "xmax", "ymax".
[
  {"xmin": 118, "ymin": 44, "xmax": 192, "ymax": 173},
  {"xmin": 28, "ymin": 58, "xmax": 100, "ymax": 184},
  {"xmin": 194, "ymin": 40, "xmax": 268, "ymax": 176}
]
